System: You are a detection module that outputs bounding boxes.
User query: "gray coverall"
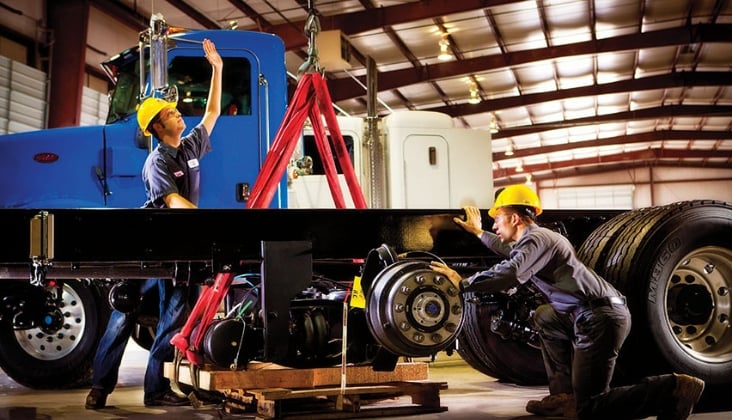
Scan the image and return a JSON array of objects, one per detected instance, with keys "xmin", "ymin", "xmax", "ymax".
[{"xmin": 459, "ymin": 223, "xmax": 679, "ymax": 419}]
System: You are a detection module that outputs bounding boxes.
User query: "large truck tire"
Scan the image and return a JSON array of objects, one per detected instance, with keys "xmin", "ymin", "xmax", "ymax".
[
  {"xmin": 0, "ymin": 279, "xmax": 111, "ymax": 389},
  {"xmin": 457, "ymin": 296, "xmax": 547, "ymax": 385},
  {"xmin": 577, "ymin": 200, "xmax": 732, "ymax": 386}
]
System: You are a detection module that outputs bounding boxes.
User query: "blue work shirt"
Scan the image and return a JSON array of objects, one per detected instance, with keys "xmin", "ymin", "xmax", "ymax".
[
  {"xmin": 460, "ymin": 223, "xmax": 623, "ymax": 315},
  {"xmin": 141, "ymin": 124, "xmax": 212, "ymax": 208}
]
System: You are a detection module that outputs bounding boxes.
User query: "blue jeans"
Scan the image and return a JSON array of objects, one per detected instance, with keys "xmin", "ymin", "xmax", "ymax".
[{"xmin": 91, "ymin": 279, "xmax": 188, "ymax": 402}]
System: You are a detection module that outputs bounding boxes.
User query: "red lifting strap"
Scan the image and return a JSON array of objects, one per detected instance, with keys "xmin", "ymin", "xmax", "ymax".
[
  {"xmin": 171, "ymin": 74, "xmax": 369, "ymax": 367},
  {"xmin": 246, "ymin": 73, "xmax": 367, "ymax": 209}
]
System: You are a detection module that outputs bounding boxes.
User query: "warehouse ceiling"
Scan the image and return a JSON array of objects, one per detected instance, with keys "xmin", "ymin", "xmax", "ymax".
[{"xmin": 91, "ymin": 0, "xmax": 732, "ymax": 186}]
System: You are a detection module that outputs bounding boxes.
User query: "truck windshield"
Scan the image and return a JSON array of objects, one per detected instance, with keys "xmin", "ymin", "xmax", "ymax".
[
  {"xmin": 106, "ymin": 58, "xmax": 141, "ymax": 124},
  {"xmin": 302, "ymin": 135, "xmax": 355, "ymax": 174},
  {"xmin": 106, "ymin": 55, "xmax": 252, "ymax": 124}
]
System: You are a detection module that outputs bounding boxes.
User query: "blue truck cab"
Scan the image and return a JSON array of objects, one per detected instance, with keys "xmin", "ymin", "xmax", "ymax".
[{"xmin": 0, "ymin": 25, "xmax": 288, "ymax": 209}]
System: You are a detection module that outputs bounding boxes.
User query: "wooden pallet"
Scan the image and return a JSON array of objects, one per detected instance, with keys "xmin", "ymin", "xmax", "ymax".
[
  {"xmin": 164, "ymin": 361, "xmax": 446, "ymax": 418},
  {"xmin": 164, "ymin": 361, "xmax": 429, "ymax": 390},
  {"xmin": 224, "ymin": 380, "xmax": 448, "ymax": 419}
]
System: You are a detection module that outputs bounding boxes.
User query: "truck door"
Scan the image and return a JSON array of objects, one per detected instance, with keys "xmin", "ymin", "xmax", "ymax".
[
  {"xmin": 161, "ymin": 47, "xmax": 259, "ymax": 208},
  {"xmin": 167, "ymin": 43, "xmax": 286, "ymax": 208},
  {"xmin": 102, "ymin": 50, "xmax": 262, "ymax": 209},
  {"xmin": 403, "ymin": 135, "xmax": 450, "ymax": 208}
]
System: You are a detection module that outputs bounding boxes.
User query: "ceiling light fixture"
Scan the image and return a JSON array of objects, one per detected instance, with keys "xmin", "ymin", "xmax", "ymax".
[
  {"xmin": 525, "ymin": 174, "xmax": 532, "ymax": 184},
  {"xmin": 490, "ymin": 114, "xmax": 499, "ymax": 134},
  {"xmin": 468, "ymin": 81, "xmax": 481, "ymax": 104},
  {"xmin": 438, "ymin": 33, "xmax": 453, "ymax": 61},
  {"xmin": 505, "ymin": 141, "xmax": 514, "ymax": 156},
  {"xmin": 516, "ymin": 161, "xmax": 524, "ymax": 173}
]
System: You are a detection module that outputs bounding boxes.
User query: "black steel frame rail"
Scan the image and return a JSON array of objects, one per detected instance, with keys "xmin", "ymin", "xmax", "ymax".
[{"xmin": 0, "ymin": 208, "xmax": 622, "ymax": 276}]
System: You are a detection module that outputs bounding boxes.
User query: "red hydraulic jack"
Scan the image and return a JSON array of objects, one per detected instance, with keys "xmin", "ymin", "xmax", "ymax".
[{"xmin": 170, "ymin": 71, "xmax": 367, "ymax": 373}]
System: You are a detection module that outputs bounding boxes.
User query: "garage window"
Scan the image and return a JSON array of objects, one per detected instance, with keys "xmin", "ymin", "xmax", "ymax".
[{"xmin": 556, "ymin": 185, "xmax": 633, "ymax": 209}]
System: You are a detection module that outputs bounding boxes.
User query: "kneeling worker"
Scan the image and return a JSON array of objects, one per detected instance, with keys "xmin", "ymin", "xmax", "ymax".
[{"xmin": 430, "ymin": 184, "xmax": 705, "ymax": 419}]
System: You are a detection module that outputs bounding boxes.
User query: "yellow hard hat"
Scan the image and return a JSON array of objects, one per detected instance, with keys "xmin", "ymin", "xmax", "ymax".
[
  {"xmin": 489, "ymin": 184, "xmax": 543, "ymax": 218},
  {"xmin": 137, "ymin": 97, "xmax": 177, "ymax": 136}
]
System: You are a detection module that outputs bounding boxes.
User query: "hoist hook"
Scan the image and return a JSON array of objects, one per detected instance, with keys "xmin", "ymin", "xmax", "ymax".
[{"xmin": 297, "ymin": 1, "xmax": 323, "ymax": 75}]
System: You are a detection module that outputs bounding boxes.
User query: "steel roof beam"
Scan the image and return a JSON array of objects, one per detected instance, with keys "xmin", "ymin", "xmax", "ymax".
[
  {"xmin": 494, "ymin": 160, "xmax": 732, "ymax": 186},
  {"xmin": 266, "ymin": 0, "xmax": 515, "ymax": 50},
  {"xmin": 494, "ymin": 149, "xmax": 732, "ymax": 185},
  {"xmin": 167, "ymin": 0, "xmax": 221, "ymax": 29},
  {"xmin": 431, "ymin": 71, "xmax": 732, "ymax": 118},
  {"xmin": 492, "ymin": 105, "xmax": 732, "ymax": 139},
  {"xmin": 90, "ymin": 0, "xmax": 148, "ymax": 31},
  {"xmin": 327, "ymin": 23, "xmax": 732, "ymax": 102},
  {"xmin": 493, "ymin": 130, "xmax": 732, "ymax": 162}
]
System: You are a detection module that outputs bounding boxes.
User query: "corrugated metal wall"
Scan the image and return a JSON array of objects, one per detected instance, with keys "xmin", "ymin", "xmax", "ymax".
[
  {"xmin": 0, "ymin": 56, "xmax": 46, "ymax": 134},
  {"xmin": 0, "ymin": 55, "xmax": 107, "ymax": 134},
  {"xmin": 80, "ymin": 85, "xmax": 107, "ymax": 126}
]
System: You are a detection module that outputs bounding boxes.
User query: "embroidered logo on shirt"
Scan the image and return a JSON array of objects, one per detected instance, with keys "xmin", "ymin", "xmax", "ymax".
[
  {"xmin": 174, "ymin": 170, "xmax": 185, "ymax": 178},
  {"xmin": 188, "ymin": 158, "xmax": 200, "ymax": 169}
]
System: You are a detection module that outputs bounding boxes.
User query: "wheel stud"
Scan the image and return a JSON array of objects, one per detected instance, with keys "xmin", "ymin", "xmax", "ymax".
[{"xmin": 703, "ymin": 264, "xmax": 715, "ymax": 274}]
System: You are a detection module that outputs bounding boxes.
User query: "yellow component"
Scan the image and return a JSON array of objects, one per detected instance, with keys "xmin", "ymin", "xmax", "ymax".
[
  {"xmin": 137, "ymin": 97, "xmax": 177, "ymax": 136},
  {"xmin": 489, "ymin": 184, "xmax": 543, "ymax": 218},
  {"xmin": 350, "ymin": 276, "xmax": 366, "ymax": 309}
]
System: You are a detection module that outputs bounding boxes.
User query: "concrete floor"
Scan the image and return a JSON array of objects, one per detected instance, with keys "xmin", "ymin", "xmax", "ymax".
[{"xmin": 0, "ymin": 341, "xmax": 729, "ymax": 420}]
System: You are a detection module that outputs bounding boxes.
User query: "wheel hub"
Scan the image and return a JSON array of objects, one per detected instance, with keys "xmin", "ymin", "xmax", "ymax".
[
  {"xmin": 366, "ymin": 261, "xmax": 463, "ymax": 356},
  {"xmin": 666, "ymin": 246, "xmax": 732, "ymax": 362},
  {"xmin": 412, "ymin": 291, "xmax": 445, "ymax": 327},
  {"xmin": 39, "ymin": 308, "xmax": 65, "ymax": 335},
  {"xmin": 14, "ymin": 283, "xmax": 86, "ymax": 361}
]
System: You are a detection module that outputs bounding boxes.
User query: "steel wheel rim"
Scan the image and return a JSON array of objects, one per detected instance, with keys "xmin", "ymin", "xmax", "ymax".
[
  {"xmin": 665, "ymin": 246, "xmax": 732, "ymax": 363},
  {"xmin": 14, "ymin": 283, "xmax": 86, "ymax": 361}
]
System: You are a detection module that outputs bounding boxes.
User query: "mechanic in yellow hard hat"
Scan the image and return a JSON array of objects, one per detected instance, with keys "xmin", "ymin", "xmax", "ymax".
[
  {"xmin": 86, "ymin": 38, "xmax": 223, "ymax": 410},
  {"xmin": 137, "ymin": 37, "xmax": 223, "ymax": 209},
  {"xmin": 430, "ymin": 184, "xmax": 703, "ymax": 420}
]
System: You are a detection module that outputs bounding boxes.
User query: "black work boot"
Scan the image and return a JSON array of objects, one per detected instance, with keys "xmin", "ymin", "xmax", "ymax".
[
  {"xmin": 85, "ymin": 388, "xmax": 108, "ymax": 409},
  {"xmin": 660, "ymin": 373, "xmax": 705, "ymax": 420},
  {"xmin": 144, "ymin": 389, "xmax": 191, "ymax": 407},
  {"xmin": 526, "ymin": 392, "xmax": 576, "ymax": 418}
]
